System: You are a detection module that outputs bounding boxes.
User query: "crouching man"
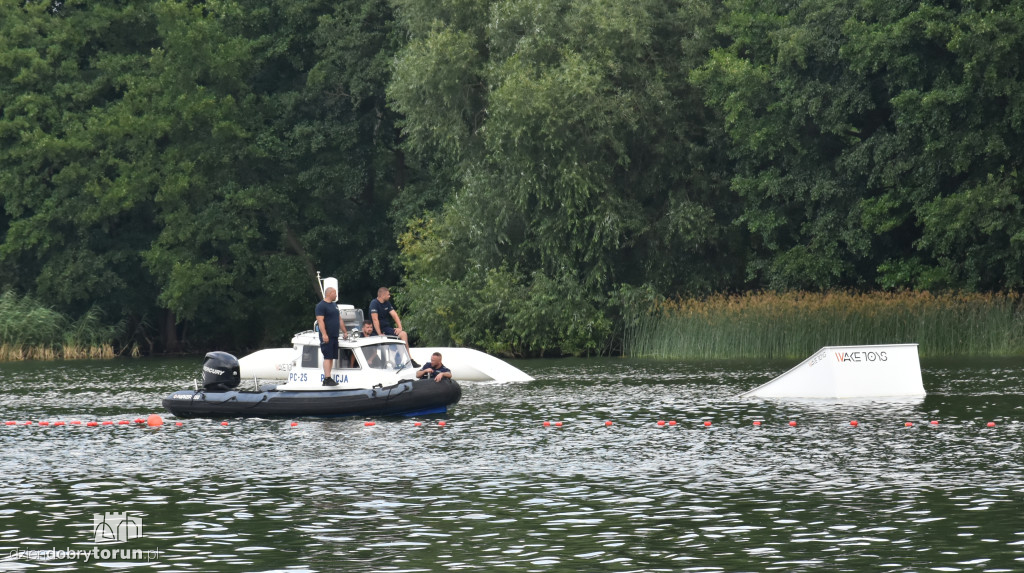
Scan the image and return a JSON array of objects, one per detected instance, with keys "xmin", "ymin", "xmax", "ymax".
[{"xmin": 415, "ymin": 352, "xmax": 452, "ymax": 383}]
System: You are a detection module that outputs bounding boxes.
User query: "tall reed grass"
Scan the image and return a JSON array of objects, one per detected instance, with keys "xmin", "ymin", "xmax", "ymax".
[
  {"xmin": 625, "ymin": 291, "xmax": 1024, "ymax": 359},
  {"xmin": 0, "ymin": 290, "xmax": 120, "ymax": 361}
]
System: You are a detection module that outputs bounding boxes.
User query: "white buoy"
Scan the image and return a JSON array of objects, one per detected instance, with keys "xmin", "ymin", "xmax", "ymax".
[{"xmin": 321, "ymin": 276, "xmax": 339, "ymax": 297}]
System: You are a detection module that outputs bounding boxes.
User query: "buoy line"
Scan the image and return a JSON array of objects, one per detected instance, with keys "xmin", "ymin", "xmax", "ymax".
[{"xmin": 0, "ymin": 416, "xmax": 1004, "ymax": 429}]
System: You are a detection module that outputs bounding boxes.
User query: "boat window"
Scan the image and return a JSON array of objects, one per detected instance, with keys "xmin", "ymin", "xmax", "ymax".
[
  {"xmin": 362, "ymin": 343, "xmax": 408, "ymax": 370},
  {"xmin": 302, "ymin": 345, "xmax": 319, "ymax": 368},
  {"xmin": 339, "ymin": 348, "xmax": 357, "ymax": 369}
]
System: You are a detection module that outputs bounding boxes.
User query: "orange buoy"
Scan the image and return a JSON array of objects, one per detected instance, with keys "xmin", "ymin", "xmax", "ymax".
[
  {"xmin": 788, "ymin": 421, "xmax": 797, "ymax": 427},
  {"xmin": 147, "ymin": 414, "xmax": 163, "ymax": 427}
]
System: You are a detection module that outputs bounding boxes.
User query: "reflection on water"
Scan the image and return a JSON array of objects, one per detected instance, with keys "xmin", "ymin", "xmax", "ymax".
[{"xmin": 1, "ymin": 357, "xmax": 1024, "ymax": 571}]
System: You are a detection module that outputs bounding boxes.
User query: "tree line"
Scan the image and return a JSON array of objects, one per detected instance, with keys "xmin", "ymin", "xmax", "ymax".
[{"xmin": 1, "ymin": 0, "xmax": 1021, "ymax": 356}]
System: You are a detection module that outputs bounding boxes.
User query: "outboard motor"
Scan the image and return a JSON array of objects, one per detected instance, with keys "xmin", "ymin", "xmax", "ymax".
[{"xmin": 202, "ymin": 351, "xmax": 241, "ymax": 391}]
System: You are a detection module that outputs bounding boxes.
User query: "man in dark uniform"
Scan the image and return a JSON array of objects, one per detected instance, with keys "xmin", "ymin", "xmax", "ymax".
[
  {"xmin": 349, "ymin": 320, "xmax": 377, "ymax": 368},
  {"xmin": 369, "ymin": 287, "xmax": 405, "ymax": 339},
  {"xmin": 369, "ymin": 286, "xmax": 417, "ymax": 366},
  {"xmin": 315, "ymin": 287, "xmax": 343, "ymax": 386},
  {"xmin": 416, "ymin": 352, "xmax": 453, "ymax": 383},
  {"xmin": 356, "ymin": 320, "xmax": 375, "ymax": 338}
]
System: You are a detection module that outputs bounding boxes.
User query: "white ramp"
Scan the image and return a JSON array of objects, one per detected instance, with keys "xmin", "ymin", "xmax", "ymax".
[
  {"xmin": 740, "ymin": 344, "xmax": 925, "ymax": 398},
  {"xmin": 411, "ymin": 347, "xmax": 534, "ymax": 383}
]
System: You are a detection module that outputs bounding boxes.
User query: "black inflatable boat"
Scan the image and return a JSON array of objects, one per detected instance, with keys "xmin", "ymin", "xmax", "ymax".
[{"xmin": 162, "ymin": 351, "xmax": 462, "ymax": 419}]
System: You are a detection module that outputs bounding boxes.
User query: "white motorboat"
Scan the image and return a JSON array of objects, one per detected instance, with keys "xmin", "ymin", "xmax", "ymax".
[{"xmin": 161, "ymin": 276, "xmax": 532, "ymax": 419}]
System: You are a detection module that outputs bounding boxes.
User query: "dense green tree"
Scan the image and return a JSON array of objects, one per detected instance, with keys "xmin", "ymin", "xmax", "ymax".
[
  {"xmin": 1, "ymin": 0, "xmax": 413, "ymax": 351},
  {"xmin": 0, "ymin": 1, "xmax": 163, "ymax": 343},
  {"xmin": 3, "ymin": 0, "xmax": 1022, "ymax": 357},
  {"xmin": 390, "ymin": 0, "xmax": 737, "ymax": 355},
  {"xmin": 692, "ymin": 0, "xmax": 882, "ymax": 290},
  {"xmin": 693, "ymin": 0, "xmax": 1024, "ymax": 291},
  {"xmin": 845, "ymin": 0, "xmax": 1024, "ymax": 290}
]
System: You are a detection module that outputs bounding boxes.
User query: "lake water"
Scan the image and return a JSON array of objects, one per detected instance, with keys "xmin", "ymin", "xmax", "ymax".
[{"xmin": 1, "ymin": 356, "xmax": 1023, "ymax": 571}]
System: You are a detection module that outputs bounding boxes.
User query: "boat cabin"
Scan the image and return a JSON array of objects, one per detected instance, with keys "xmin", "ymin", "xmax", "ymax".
[{"xmin": 274, "ymin": 304, "xmax": 417, "ymax": 389}]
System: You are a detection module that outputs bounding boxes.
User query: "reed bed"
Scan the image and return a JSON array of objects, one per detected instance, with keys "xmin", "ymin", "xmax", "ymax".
[
  {"xmin": 625, "ymin": 291, "xmax": 1024, "ymax": 359},
  {"xmin": 0, "ymin": 290, "xmax": 121, "ymax": 361}
]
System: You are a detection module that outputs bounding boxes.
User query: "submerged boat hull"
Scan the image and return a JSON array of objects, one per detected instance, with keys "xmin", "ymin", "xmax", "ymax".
[{"xmin": 162, "ymin": 378, "xmax": 461, "ymax": 419}]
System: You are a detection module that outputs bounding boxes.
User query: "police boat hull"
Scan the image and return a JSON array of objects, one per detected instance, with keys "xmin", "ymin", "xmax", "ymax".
[{"xmin": 162, "ymin": 377, "xmax": 462, "ymax": 419}]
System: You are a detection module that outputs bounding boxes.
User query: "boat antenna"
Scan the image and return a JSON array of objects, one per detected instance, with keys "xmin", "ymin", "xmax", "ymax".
[{"xmin": 317, "ymin": 271, "xmax": 324, "ymax": 299}]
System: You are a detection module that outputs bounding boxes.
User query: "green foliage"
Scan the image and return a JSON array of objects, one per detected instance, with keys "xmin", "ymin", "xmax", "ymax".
[
  {"xmin": 399, "ymin": 216, "xmax": 612, "ymax": 356},
  {"xmin": 694, "ymin": 0, "xmax": 1024, "ymax": 292},
  {"xmin": 0, "ymin": 290, "xmax": 64, "ymax": 347},
  {"xmin": 629, "ymin": 291, "xmax": 1024, "ymax": 359},
  {"xmin": 2, "ymin": 0, "xmax": 1023, "ymax": 357},
  {"xmin": 1, "ymin": 0, "xmax": 413, "ymax": 352},
  {"xmin": 0, "ymin": 0, "xmax": 162, "ymax": 313},
  {"xmin": 390, "ymin": 0, "xmax": 738, "ymax": 354},
  {"xmin": 0, "ymin": 290, "xmax": 121, "ymax": 359}
]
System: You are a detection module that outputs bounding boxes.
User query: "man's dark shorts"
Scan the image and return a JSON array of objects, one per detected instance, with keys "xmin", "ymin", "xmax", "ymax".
[
  {"xmin": 321, "ymin": 339, "xmax": 338, "ymax": 360},
  {"xmin": 381, "ymin": 326, "xmax": 398, "ymax": 336}
]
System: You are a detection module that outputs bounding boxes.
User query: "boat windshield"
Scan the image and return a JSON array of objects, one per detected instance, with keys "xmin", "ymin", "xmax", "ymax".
[{"xmin": 361, "ymin": 343, "xmax": 410, "ymax": 370}]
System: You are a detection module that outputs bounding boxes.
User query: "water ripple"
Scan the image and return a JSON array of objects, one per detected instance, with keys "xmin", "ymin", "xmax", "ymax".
[{"xmin": 1, "ymin": 357, "xmax": 1023, "ymax": 571}]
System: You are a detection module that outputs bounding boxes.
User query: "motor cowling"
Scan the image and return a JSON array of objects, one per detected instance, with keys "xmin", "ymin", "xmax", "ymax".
[{"xmin": 202, "ymin": 351, "xmax": 241, "ymax": 391}]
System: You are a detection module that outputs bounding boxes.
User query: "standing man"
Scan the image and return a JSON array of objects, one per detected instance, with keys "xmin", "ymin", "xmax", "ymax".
[
  {"xmin": 416, "ymin": 352, "xmax": 452, "ymax": 383},
  {"xmin": 369, "ymin": 287, "xmax": 416, "ymax": 364},
  {"xmin": 315, "ymin": 287, "xmax": 343, "ymax": 386}
]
